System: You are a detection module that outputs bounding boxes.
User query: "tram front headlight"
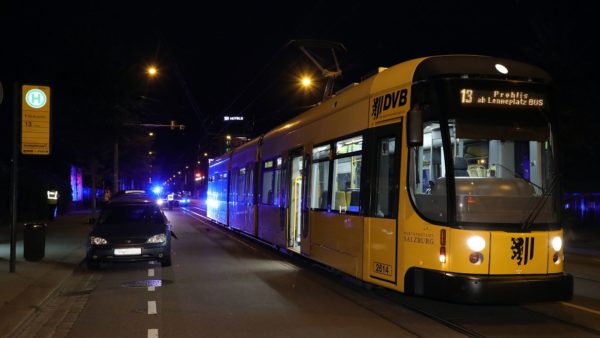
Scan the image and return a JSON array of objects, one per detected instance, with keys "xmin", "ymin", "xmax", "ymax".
[
  {"xmin": 551, "ymin": 236, "xmax": 562, "ymax": 252},
  {"xmin": 467, "ymin": 236, "xmax": 486, "ymax": 252}
]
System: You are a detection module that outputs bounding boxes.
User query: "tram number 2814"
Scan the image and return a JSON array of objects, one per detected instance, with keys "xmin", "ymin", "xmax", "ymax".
[{"xmin": 373, "ymin": 262, "xmax": 393, "ymax": 276}]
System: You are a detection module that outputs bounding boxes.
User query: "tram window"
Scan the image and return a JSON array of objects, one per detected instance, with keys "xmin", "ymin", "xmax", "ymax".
[
  {"xmin": 409, "ymin": 121, "xmax": 447, "ymax": 222},
  {"xmin": 374, "ymin": 137, "xmax": 397, "ymax": 218},
  {"xmin": 311, "ymin": 161, "xmax": 330, "ymax": 209},
  {"xmin": 311, "ymin": 145, "xmax": 330, "ymax": 209},
  {"xmin": 332, "ymin": 155, "xmax": 362, "ymax": 212},
  {"xmin": 261, "ymin": 163, "xmax": 274, "ymax": 205},
  {"xmin": 336, "ymin": 135, "xmax": 362, "ymax": 154},
  {"xmin": 237, "ymin": 168, "xmax": 246, "ymax": 202},
  {"xmin": 273, "ymin": 157, "xmax": 283, "ymax": 207},
  {"xmin": 313, "ymin": 144, "xmax": 330, "ymax": 161},
  {"xmin": 229, "ymin": 170, "xmax": 236, "ymax": 202},
  {"xmin": 273, "ymin": 168, "xmax": 282, "ymax": 206},
  {"xmin": 331, "ymin": 136, "xmax": 363, "ymax": 213},
  {"xmin": 246, "ymin": 164, "xmax": 254, "ymax": 203}
]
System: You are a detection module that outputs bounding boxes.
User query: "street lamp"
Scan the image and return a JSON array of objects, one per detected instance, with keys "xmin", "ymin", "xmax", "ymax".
[
  {"xmin": 147, "ymin": 66, "xmax": 158, "ymax": 77},
  {"xmin": 300, "ymin": 76, "xmax": 313, "ymax": 89}
]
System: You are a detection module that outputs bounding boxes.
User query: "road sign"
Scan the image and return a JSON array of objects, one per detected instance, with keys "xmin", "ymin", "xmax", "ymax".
[{"xmin": 21, "ymin": 85, "xmax": 51, "ymax": 155}]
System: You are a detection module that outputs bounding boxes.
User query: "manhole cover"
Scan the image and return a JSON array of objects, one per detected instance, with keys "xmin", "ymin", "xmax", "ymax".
[{"xmin": 121, "ymin": 279, "xmax": 173, "ymax": 288}]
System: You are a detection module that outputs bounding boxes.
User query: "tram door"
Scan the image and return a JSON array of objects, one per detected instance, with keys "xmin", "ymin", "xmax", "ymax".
[
  {"xmin": 288, "ymin": 154, "xmax": 303, "ymax": 252},
  {"xmin": 366, "ymin": 123, "xmax": 401, "ymax": 284}
]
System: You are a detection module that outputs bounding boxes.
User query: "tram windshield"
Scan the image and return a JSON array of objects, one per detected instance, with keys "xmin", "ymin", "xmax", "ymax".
[{"xmin": 409, "ymin": 113, "xmax": 559, "ymax": 227}]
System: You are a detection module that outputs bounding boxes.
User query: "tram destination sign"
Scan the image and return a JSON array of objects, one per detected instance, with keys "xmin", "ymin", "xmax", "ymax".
[{"xmin": 459, "ymin": 88, "xmax": 545, "ymax": 108}]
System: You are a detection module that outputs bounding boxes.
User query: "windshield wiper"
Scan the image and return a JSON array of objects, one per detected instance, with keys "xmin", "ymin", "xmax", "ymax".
[
  {"xmin": 521, "ymin": 173, "xmax": 559, "ymax": 231},
  {"xmin": 492, "ymin": 163, "xmax": 543, "ymax": 191}
]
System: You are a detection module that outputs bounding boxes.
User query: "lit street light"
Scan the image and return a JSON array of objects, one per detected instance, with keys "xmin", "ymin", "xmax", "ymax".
[
  {"xmin": 147, "ymin": 66, "xmax": 158, "ymax": 77},
  {"xmin": 300, "ymin": 76, "xmax": 313, "ymax": 88}
]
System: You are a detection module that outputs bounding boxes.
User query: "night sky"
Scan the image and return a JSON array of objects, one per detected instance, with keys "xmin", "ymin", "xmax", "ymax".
[{"xmin": 1, "ymin": 1, "xmax": 598, "ymax": 189}]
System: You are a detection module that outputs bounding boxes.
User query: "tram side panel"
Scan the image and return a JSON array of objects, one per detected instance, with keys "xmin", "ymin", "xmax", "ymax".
[
  {"xmin": 257, "ymin": 92, "xmax": 369, "ymax": 267},
  {"xmin": 257, "ymin": 156, "xmax": 287, "ymax": 247},
  {"xmin": 207, "ymin": 155, "xmax": 231, "ymax": 226},
  {"xmin": 257, "ymin": 132, "xmax": 288, "ymax": 248},
  {"xmin": 302, "ymin": 103, "xmax": 368, "ymax": 277},
  {"xmin": 359, "ymin": 60, "xmax": 421, "ymax": 290},
  {"xmin": 229, "ymin": 139, "xmax": 260, "ymax": 236}
]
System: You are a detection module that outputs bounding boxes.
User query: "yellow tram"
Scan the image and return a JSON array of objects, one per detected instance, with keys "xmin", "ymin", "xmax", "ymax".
[{"xmin": 207, "ymin": 55, "xmax": 573, "ymax": 303}]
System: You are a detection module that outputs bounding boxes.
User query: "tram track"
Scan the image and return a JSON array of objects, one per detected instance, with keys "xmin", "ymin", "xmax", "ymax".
[
  {"xmin": 573, "ymin": 274, "xmax": 600, "ymax": 285},
  {"xmin": 181, "ymin": 206, "xmax": 600, "ymax": 337},
  {"xmin": 519, "ymin": 303, "xmax": 600, "ymax": 336},
  {"xmin": 180, "ymin": 207, "xmax": 485, "ymax": 337}
]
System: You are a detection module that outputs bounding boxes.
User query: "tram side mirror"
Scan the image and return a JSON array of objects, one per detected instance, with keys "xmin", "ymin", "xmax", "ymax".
[{"xmin": 407, "ymin": 105, "xmax": 423, "ymax": 147}]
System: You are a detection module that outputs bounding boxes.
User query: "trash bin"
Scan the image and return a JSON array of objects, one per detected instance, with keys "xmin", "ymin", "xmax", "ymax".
[{"xmin": 24, "ymin": 223, "xmax": 47, "ymax": 261}]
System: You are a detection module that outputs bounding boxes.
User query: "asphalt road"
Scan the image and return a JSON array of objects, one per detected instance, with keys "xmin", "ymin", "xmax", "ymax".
[
  {"xmin": 14, "ymin": 207, "xmax": 461, "ymax": 338},
  {"xmin": 12, "ymin": 205, "xmax": 600, "ymax": 338}
]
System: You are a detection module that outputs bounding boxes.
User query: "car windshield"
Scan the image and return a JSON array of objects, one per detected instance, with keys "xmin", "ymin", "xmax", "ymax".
[{"xmin": 98, "ymin": 204, "xmax": 164, "ymax": 225}]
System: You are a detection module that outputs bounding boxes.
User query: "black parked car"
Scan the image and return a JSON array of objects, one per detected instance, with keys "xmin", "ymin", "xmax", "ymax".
[{"xmin": 86, "ymin": 198, "xmax": 172, "ymax": 269}]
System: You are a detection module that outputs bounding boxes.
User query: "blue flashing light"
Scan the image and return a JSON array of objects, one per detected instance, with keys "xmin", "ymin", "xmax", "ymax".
[{"xmin": 152, "ymin": 186, "xmax": 163, "ymax": 195}]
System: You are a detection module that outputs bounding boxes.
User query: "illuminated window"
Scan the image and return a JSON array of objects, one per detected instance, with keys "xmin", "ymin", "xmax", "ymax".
[
  {"xmin": 237, "ymin": 168, "xmax": 246, "ymax": 202},
  {"xmin": 331, "ymin": 136, "xmax": 362, "ymax": 213},
  {"xmin": 273, "ymin": 158, "xmax": 283, "ymax": 207},
  {"xmin": 261, "ymin": 161, "xmax": 274, "ymax": 205},
  {"xmin": 310, "ymin": 145, "xmax": 331, "ymax": 209},
  {"xmin": 373, "ymin": 137, "xmax": 397, "ymax": 218}
]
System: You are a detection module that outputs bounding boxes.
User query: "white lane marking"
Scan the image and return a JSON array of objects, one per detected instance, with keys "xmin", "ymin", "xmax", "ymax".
[
  {"xmin": 148, "ymin": 268, "xmax": 155, "ymax": 277},
  {"xmin": 148, "ymin": 329, "xmax": 159, "ymax": 338},
  {"xmin": 148, "ymin": 286, "xmax": 155, "ymax": 292},
  {"xmin": 560, "ymin": 301, "xmax": 600, "ymax": 316},
  {"xmin": 148, "ymin": 301, "xmax": 157, "ymax": 315}
]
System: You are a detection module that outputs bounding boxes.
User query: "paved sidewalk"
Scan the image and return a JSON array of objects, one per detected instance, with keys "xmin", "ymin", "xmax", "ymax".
[{"xmin": 0, "ymin": 209, "xmax": 93, "ymax": 336}]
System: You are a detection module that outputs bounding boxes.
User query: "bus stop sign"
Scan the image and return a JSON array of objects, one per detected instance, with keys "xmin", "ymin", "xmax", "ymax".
[{"xmin": 21, "ymin": 85, "xmax": 51, "ymax": 155}]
